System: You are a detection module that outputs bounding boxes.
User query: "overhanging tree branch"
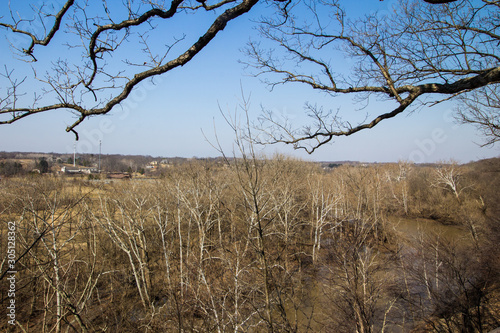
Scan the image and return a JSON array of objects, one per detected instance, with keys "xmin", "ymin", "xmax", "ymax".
[
  {"xmin": 0, "ymin": 0, "xmax": 497, "ymax": 145},
  {"xmin": 0, "ymin": 0, "xmax": 75, "ymax": 60},
  {"xmin": 0, "ymin": 0, "xmax": 259, "ymax": 138},
  {"xmin": 248, "ymin": 0, "xmax": 500, "ymax": 153}
]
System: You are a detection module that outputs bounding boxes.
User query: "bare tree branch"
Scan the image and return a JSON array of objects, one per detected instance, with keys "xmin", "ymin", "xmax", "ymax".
[
  {"xmin": 0, "ymin": 0, "xmax": 496, "ymax": 145},
  {"xmin": 455, "ymin": 85, "xmax": 500, "ymax": 146},
  {"xmin": 423, "ymin": 0, "xmax": 458, "ymax": 3},
  {"xmin": 246, "ymin": 0, "xmax": 500, "ymax": 153},
  {"xmin": 0, "ymin": 0, "xmax": 259, "ymax": 139},
  {"xmin": 0, "ymin": 0, "xmax": 75, "ymax": 60}
]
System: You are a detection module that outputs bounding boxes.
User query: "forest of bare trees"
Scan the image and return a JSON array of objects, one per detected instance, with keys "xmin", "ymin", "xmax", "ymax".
[{"xmin": 1, "ymin": 154, "xmax": 499, "ymax": 332}]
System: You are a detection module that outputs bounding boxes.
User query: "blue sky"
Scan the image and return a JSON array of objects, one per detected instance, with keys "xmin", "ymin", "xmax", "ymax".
[{"xmin": 0, "ymin": 0, "xmax": 498, "ymax": 163}]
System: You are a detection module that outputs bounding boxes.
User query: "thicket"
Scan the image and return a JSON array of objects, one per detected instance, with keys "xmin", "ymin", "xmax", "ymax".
[
  {"xmin": 1, "ymin": 156, "xmax": 499, "ymax": 332},
  {"xmin": 0, "ymin": 161, "xmax": 24, "ymax": 177}
]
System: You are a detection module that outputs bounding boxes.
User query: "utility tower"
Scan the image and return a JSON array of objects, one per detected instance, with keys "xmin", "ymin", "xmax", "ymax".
[{"xmin": 99, "ymin": 140, "xmax": 101, "ymax": 173}]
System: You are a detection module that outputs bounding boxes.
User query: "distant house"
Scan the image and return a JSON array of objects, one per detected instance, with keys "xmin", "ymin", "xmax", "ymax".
[
  {"xmin": 61, "ymin": 166, "xmax": 99, "ymax": 174},
  {"xmin": 159, "ymin": 159, "xmax": 172, "ymax": 168},
  {"xmin": 146, "ymin": 160, "xmax": 159, "ymax": 170},
  {"xmin": 61, "ymin": 166, "xmax": 79, "ymax": 174}
]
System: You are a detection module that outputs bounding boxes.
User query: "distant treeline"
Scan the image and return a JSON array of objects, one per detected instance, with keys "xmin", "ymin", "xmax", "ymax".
[
  {"xmin": 0, "ymin": 151, "xmax": 205, "ymax": 175},
  {"xmin": 0, "ymin": 151, "xmax": 386, "ymax": 176}
]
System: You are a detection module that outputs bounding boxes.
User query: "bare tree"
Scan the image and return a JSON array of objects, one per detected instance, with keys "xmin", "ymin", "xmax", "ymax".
[
  {"xmin": 246, "ymin": 0, "xmax": 500, "ymax": 152},
  {"xmin": 307, "ymin": 175, "xmax": 339, "ymax": 263},
  {"xmin": 431, "ymin": 161, "xmax": 470, "ymax": 202},
  {"xmin": 2, "ymin": 178, "xmax": 99, "ymax": 332},
  {"xmin": 385, "ymin": 161, "xmax": 412, "ymax": 215},
  {"xmin": 399, "ymin": 229, "xmax": 499, "ymax": 333},
  {"xmin": 90, "ymin": 182, "xmax": 155, "ymax": 311},
  {"xmin": 321, "ymin": 215, "xmax": 397, "ymax": 333}
]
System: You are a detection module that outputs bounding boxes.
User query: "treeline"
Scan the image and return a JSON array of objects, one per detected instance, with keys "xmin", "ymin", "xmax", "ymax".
[
  {"xmin": 0, "ymin": 161, "xmax": 24, "ymax": 177},
  {"xmin": 0, "ymin": 156, "xmax": 499, "ymax": 332},
  {"xmin": 0, "ymin": 159, "xmax": 49, "ymax": 176},
  {"xmin": 0, "ymin": 151, "xmax": 219, "ymax": 175}
]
